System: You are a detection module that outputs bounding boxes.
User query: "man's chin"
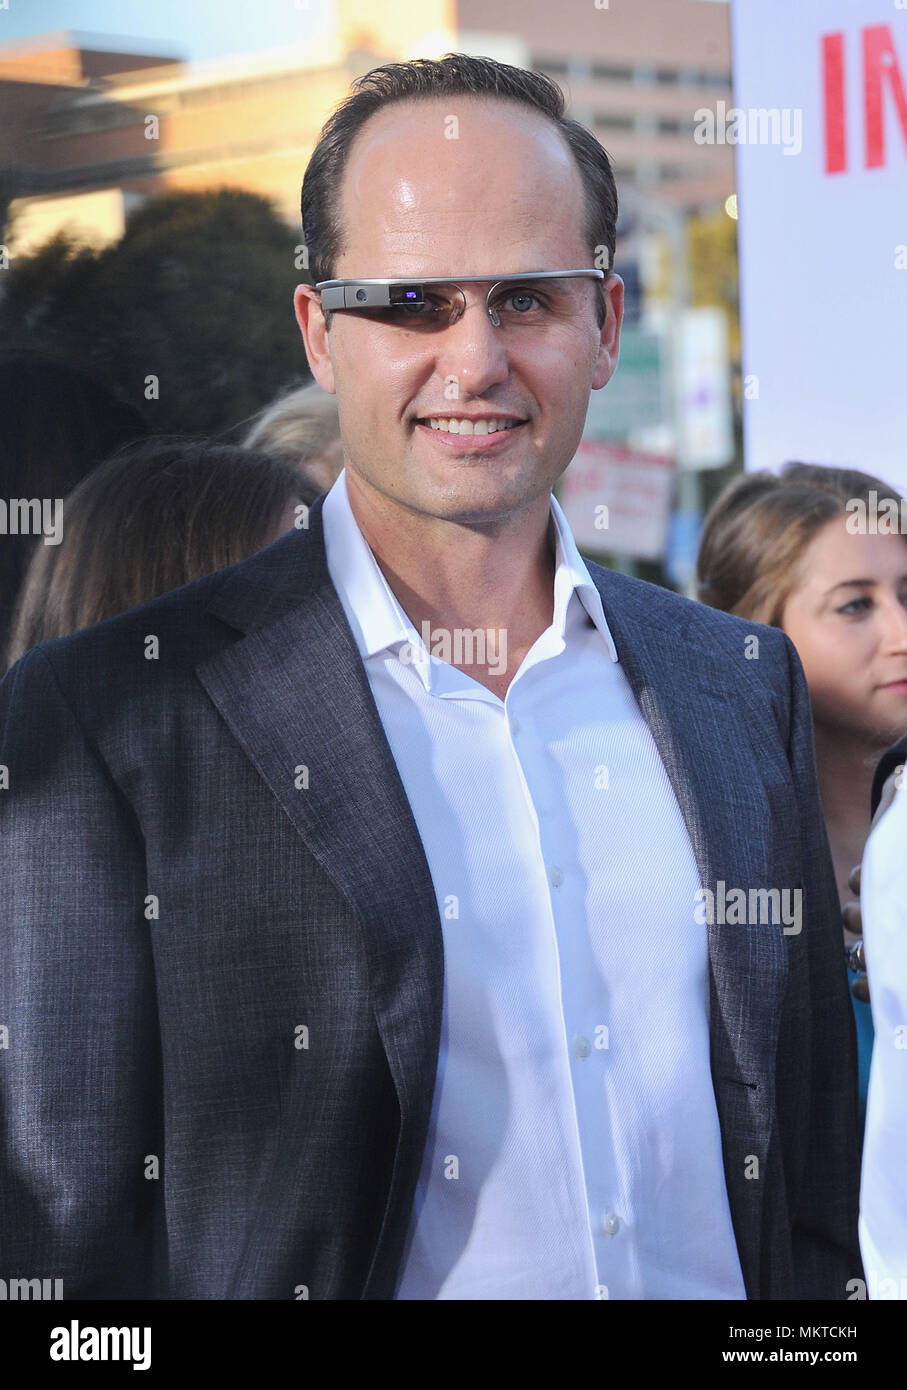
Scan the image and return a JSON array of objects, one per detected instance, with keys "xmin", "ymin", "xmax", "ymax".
[
  {"xmin": 423, "ymin": 473, "xmax": 555, "ymax": 527},
  {"xmin": 347, "ymin": 456, "xmax": 553, "ymax": 527}
]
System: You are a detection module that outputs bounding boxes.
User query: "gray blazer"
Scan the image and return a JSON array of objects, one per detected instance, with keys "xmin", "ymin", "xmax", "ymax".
[{"xmin": 0, "ymin": 493, "xmax": 862, "ymax": 1299}]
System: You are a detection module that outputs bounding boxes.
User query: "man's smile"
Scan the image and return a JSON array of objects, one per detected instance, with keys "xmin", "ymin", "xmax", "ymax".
[{"xmin": 413, "ymin": 413, "xmax": 529, "ymax": 450}]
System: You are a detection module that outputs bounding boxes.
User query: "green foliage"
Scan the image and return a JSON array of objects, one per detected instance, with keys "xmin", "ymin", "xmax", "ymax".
[{"xmin": 0, "ymin": 188, "xmax": 310, "ymax": 435}]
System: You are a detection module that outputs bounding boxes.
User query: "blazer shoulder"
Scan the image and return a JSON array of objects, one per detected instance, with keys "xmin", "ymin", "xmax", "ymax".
[{"xmin": 582, "ymin": 555, "xmax": 790, "ymax": 664}]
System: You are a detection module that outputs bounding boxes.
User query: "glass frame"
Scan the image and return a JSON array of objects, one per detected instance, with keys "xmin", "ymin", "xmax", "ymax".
[{"xmin": 315, "ymin": 268, "xmax": 607, "ymax": 328}]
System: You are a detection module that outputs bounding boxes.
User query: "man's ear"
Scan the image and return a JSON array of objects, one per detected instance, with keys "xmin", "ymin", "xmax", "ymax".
[
  {"xmin": 294, "ymin": 284, "xmax": 336, "ymax": 394},
  {"xmin": 591, "ymin": 273, "xmax": 624, "ymax": 391}
]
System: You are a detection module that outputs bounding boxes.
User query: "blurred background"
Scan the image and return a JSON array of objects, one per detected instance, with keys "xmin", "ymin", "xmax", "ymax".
[{"xmin": 0, "ymin": 0, "xmax": 745, "ymax": 590}]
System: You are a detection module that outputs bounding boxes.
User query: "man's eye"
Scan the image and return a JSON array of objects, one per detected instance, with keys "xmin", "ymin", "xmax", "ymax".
[
  {"xmin": 378, "ymin": 309, "xmax": 437, "ymax": 330},
  {"xmin": 504, "ymin": 290, "xmax": 542, "ymax": 313},
  {"xmin": 385, "ymin": 295, "xmax": 448, "ymax": 322}
]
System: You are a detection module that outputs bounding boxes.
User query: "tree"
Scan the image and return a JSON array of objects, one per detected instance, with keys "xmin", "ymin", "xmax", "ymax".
[{"xmin": 0, "ymin": 188, "xmax": 311, "ymax": 436}]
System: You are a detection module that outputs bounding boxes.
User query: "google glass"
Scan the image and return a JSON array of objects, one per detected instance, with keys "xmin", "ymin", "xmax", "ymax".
[{"xmin": 314, "ymin": 268, "xmax": 607, "ymax": 330}]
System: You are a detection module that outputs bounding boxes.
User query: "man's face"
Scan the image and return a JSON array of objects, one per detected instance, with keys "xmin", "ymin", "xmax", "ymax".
[{"xmin": 295, "ymin": 97, "xmax": 622, "ymax": 527}]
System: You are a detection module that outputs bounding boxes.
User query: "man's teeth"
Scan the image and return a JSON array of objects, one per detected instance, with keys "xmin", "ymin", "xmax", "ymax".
[{"xmin": 425, "ymin": 418, "xmax": 519, "ymax": 434}]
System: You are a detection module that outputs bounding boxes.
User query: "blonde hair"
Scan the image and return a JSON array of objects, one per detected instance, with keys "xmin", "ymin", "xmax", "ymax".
[{"xmin": 243, "ymin": 382, "xmax": 342, "ymax": 491}]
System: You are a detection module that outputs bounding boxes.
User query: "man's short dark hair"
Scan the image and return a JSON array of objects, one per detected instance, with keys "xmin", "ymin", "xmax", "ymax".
[{"xmin": 301, "ymin": 53, "xmax": 617, "ymax": 328}]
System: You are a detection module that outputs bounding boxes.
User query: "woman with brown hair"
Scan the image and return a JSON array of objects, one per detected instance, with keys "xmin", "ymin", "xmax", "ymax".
[
  {"xmin": 697, "ymin": 461, "xmax": 907, "ymax": 1137},
  {"xmin": 5, "ymin": 437, "xmax": 320, "ymax": 673}
]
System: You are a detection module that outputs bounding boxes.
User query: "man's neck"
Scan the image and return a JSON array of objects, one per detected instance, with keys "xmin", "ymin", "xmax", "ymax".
[{"xmin": 344, "ymin": 473, "xmax": 557, "ymax": 695}]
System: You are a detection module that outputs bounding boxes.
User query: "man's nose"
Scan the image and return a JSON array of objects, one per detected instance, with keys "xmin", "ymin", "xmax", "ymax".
[{"xmin": 433, "ymin": 298, "xmax": 511, "ymax": 398}]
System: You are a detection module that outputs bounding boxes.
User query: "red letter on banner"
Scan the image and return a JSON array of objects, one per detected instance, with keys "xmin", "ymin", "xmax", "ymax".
[
  {"xmin": 864, "ymin": 24, "xmax": 907, "ymax": 169},
  {"xmin": 823, "ymin": 32, "xmax": 846, "ymax": 173}
]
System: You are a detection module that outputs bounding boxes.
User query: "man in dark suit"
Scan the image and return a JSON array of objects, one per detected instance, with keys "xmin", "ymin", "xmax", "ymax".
[{"xmin": 0, "ymin": 53, "xmax": 861, "ymax": 1299}]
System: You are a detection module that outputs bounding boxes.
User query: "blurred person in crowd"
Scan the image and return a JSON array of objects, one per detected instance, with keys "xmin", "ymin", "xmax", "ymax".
[
  {"xmin": 4, "ymin": 437, "xmax": 319, "ymax": 672},
  {"xmin": 243, "ymin": 380, "xmax": 343, "ymax": 493},
  {"xmin": 0, "ymin": 351, "xmax": 147, "ymax": 657},
  {"xmin": 697, "ymin": 462, "xmax": 907, "ymax": 1137},
  {"xmin": 0, "ymin": 54, "xmax": 860, "ymax": 1302}
]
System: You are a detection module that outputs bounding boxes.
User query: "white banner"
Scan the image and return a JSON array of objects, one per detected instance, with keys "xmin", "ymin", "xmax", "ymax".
[
  {"xmin": 731, "ymin": 0, "xmax": 907, "ymax": 492},
  {"xmin": 675, "ymin": 307, "xmax": 734, "ymax": 470}
]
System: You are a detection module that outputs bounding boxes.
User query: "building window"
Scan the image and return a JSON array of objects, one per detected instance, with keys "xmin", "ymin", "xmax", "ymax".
[
  {"xmin": 591, "ymin": 63, "xmax": 634, "ymax": 82},
  {"xmin": 595, "ymin": 114, "xmax": 634, "ymax": 132}
]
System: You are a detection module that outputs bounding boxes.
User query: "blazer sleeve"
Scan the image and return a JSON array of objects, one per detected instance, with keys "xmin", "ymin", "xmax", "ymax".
[
  {"xmin": 0, "ymin": 645, "xmax": 165, "ymax": 1298},
  {"xmin": 781, "ymin": 634, "xmax": 864, "ymax": 1299}
]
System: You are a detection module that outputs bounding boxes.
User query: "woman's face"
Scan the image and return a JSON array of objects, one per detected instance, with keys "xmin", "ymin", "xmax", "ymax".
[{"xmin": 780, "ymin": 516, "xmax": 907, "ymax": 746}]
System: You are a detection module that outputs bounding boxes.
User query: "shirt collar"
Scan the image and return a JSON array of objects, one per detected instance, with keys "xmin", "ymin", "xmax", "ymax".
[
  {"xmin": 322, "ymin": 469, "xmax": 417, "ymax": 663},
  {"xmin": 548, "ymin": 490, "xmax": 619, "ymax": 660},
  {"xmin": 321, "ymin": 468, "xmax": 618, "ymax": 691}
]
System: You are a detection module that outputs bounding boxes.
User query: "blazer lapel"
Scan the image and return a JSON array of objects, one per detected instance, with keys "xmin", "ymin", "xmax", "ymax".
[
  {"xmin": 588, "ymin": 564, "xmax": 788, "ymax": 1299},
  {"xmin": 194, "ymin": 497, "xmax": 444, "ymax": 1296}
]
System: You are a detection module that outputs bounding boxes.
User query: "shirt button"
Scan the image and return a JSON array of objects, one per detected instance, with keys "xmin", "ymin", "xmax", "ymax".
[
  {"xmin": 549, "ymin": 865, "xmax": 564, "ymax": 888},
  {"xmin": 510, "ymin": 716, "xmax": 521, "ymax": 735},
  {"xmin": 573, "ymin": 1035, "xmax": 591, "ymax": 1059},
  {"xmin": 602, "ymin": 1211, "xmax": 620, "ymax": 1237}
]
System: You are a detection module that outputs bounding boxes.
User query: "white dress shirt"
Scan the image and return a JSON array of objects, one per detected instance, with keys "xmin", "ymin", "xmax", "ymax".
[
  {"xmin": 321, "ymin": 469, "xmax": 745, "ymax": 1300},
  {"xmin": 859, "ymin": 773, "xmax": 907, "ymax": 1298}
]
